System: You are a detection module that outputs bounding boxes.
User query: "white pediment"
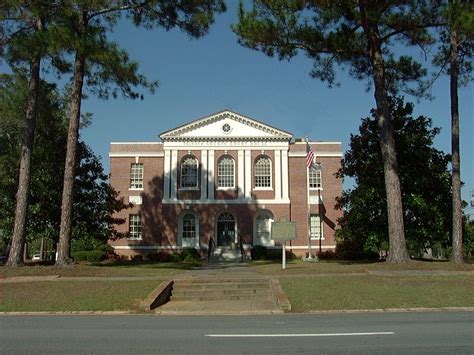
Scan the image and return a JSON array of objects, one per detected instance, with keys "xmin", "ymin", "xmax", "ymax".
[{"xmin": 159, "ymin": 110, "xmax": 293, "ymax": 141}]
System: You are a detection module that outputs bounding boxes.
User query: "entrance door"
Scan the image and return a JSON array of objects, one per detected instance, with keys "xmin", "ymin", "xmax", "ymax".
[{"xmin": 216, "ymin": 212, "xmax": 236, "ymax": 247}]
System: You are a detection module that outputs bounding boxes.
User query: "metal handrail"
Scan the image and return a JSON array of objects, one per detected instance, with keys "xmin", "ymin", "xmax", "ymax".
[
  {"xmin": 239, "ymin": 237, "xmax": 245, "ymax": 262},
  {"xmin": 207, "ymin": 237, "xmax": 215, "ymax": 262}
]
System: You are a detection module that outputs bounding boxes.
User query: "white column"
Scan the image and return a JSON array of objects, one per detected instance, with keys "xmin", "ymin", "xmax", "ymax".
[
  {"xmin": 275, "ymin": 149, "xmax": 281, "ymax": 200},
  {"xmin": 170, "ymin": 150, "xmax": 178, "ymax": 200},
  {"xmin": 244, "ymin": 150, "xmax": 252, "ymax": 199},
  {"xmin": 282, "ymin": 149, "xmax": 289, "ymax": 200},
  {"xmin": 238, "ymin": 150, "xmax": 244, "ymax": 198},
  {"xmin": 163, "ymin": 150, "xmax": 171, "ymax": 200},
  {"xmin": 200, "ymin": 150, "xmax": 208, "ymax": 200},
  {"xmin": 208, "ymin": 150, "xmax": 215, "ymax": 200}
]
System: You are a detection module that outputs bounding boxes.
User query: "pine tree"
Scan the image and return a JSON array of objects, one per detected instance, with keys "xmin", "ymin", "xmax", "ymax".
[
  {"xmin": 55, "ymin": 1, "xmax": 225, "ymax": 265},
  {"xmin": 233, "ymin": 1, "xmax": 441, "ymax": 262},
  {"xmin": 432, "ymin": 0, "xmax": 473, "ymax": 263}
]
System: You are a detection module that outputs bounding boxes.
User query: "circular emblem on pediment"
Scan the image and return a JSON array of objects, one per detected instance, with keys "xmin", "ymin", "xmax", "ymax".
[{"xmin": 222, "ymin": 123, "xmax": 232, "ymax": 134}]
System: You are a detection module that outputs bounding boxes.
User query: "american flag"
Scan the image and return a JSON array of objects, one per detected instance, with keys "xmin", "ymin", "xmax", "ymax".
[{"xmin": 306, "ymin": 141, "xmax": 314, "ymax": 168}]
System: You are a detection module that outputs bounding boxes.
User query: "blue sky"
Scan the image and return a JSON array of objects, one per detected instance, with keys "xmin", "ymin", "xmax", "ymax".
[{"xmin": 76, "ymin": 5, "xmax": 472, "ymax": 207}]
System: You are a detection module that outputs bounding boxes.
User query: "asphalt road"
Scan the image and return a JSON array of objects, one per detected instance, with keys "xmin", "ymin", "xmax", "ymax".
[{"xmin": 1, "ymin": 311, "xmax": 472, "ymax": 354}]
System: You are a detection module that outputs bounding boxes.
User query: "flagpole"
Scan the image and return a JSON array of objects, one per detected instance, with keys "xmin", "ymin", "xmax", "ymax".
[
  {"xmin": 305, "ymin": 137, "xmax": 314, "ymax": 260},
  {"xmin": 306, "ymin": 155, "xmax": 313, "ymax": 259}
]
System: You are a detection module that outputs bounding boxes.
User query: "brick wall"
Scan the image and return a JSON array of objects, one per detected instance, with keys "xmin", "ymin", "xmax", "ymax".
[{"xmin": 109, "ymin": 141, "xmax": 342, "ymax": 258}]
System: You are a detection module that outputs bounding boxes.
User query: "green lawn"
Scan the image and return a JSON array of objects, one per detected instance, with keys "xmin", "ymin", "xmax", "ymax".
[
  {"xmin": 0, "ymin": 280, "xmax": 158, "ymax": 312},
  {"xmin": 250, "ymin": 259, "xmax": 474, "ymax": 276},
  {"xmin": 0, "ymin": 261, "xmax": 195, "ymax": 278},
  {"xmin": 1, "ymin": 259, "xmax": 473, "ymax": 313},
  {"xmin": 280, "ymin": 274, "xmax": 474, "ymax": 312}
]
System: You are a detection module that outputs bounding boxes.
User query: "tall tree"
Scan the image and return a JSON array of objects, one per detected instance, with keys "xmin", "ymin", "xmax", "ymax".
[
  {"xmin": 0, "ymin": 73, "xmax": 130, "ymax": 253},
  {"xmin": 1, "ymin": 3, "xmax": 48, "ymax": 266},
  {"xmin": 433, "ymin": 1, "xmax": 473, "ymax": 263},
  {"xmin": 56, "ymin": 1, "xmax": 225, "ymax": 265},
  {"xmin": 0, "ymin": 73, "xmax": 66, "ymax": 245},
  {"xmin": 233, "ymin": 1, "xmax": 439, "ymax": 262},
  {"xmin": 336, "ymin": 97, "xmax": 452, "ymax": 257}
]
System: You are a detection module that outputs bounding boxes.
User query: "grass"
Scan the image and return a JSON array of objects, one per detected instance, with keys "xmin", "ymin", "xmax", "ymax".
[
  {"xmin": 0, "ymin": 260, "xmax": 197, "ymax": 278},
  {"xmin": 279, "ymin": 274, "xmax": 474, "ymax": 312},
  {"xmin": 1, "ymin": 259, "xmax": 473, "ymax": 313},
  {"xmin": 250, "ymin": 258, "xmax": 474, "ymax": 276},
  {"xmin": 0, "ymin": 280, "xmax": 158, "ymax": 312}
]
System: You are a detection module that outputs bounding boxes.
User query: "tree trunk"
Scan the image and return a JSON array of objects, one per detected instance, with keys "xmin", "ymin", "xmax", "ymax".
[
  {"xmin": 373, "ymin": 59, "xmax": 409, "ymax": 263},
  {"xmin": 450, "ymin": 26, "xmax": 463, "ymax": 263},
  {"xmin": 5, "ymin": 56, "xmax": 41, "ymax": 267},
  {"xmin": 56, "ymin": 53, "xmax": 85, "ymax": 266},
  {"xmin": 359, "ymin": 2, "xmax": 409, "ymax": 263}
]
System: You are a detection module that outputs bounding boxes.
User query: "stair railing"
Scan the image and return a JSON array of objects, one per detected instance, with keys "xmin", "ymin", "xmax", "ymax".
[
  {"xmin": 239, "ymin": 237, "xmax": 245, "ymax": 262},
  {"xmin": 207, "ymin": 237, "xmax": 215, "ymax": 263}
]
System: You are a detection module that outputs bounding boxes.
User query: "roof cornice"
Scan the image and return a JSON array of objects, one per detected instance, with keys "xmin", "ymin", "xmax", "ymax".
[{"xmin": 159, "ymin": 110, "xmax": 293, "ymax": 140}]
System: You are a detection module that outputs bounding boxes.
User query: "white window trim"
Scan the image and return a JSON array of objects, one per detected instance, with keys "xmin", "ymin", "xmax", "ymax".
[
  {"xmin": 253, "ymin": 211, "xmax": 275, "ymax": 247},
  {"xmin": 253, "ymin": 187, "xmax": 273, "ymax": 191},
  {"xmin": 253, "ymin": 155, "xmax": 273, "ymax": 190},
  {"xmin": 308, "ymin": 167, "xmax": 322, "ymax": 190},
  {"xmin": 180, "ymin": 156, "xmax": 199, "ymax": 190},
  {"xmin": 179, "ymin": 187, "xmax": 199, "ymax": 191},
  {"xmin": 178, "ymin": 212, "xmax": 200, "ymax": 248},
  {"xmin": 127, "ymin": 214, "xmax": 142, "ymax": 240},
  {"xmin": 129, "ymin": 163, "xmax": 144, "ymax": 189},
  {"xmin": 217, "ymin": 156, "xmax": 235, "ymax": 189}
]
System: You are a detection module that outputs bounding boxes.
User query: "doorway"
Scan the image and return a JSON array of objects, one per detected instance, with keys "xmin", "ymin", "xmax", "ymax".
[{"xmin": 216, "ymin": 212, "xmax": 236, "ymax": 247}]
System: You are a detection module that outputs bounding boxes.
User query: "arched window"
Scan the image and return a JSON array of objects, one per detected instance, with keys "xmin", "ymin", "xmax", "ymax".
[
  {"xmin": 217, "ymin": 156, "xmax": 235, "ymax": 188},
  {"xmin": 254, "ymin": 211, "xmax": 274, "ymax": 246},
  {"xmin": 180, "ymin": 156, "xmax": 198, "ymax": 189},
  {"xmin": 254, "ymin": 156, "xmax": 271, "ymax": 188}
]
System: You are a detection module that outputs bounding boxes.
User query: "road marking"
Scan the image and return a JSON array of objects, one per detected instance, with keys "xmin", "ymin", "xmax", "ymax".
[{"xmin": 206, "ymin": 332, "xmax": 395, "ymax": 338}]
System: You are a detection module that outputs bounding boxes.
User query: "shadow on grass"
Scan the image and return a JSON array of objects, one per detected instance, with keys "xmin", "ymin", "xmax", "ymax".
[
  {"xmin": 250, "ymin": 258, "xmax": 380, "ymax": 266},
  {"xmin": 88, "ymin": 260, "xmax": 202, "ymax": 270}
]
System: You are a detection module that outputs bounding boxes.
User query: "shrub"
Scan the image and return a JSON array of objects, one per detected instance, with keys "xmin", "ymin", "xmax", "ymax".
[
  {"xmin": 72, "ymin": 250, "xmax": 105, "ymax": 262},
  {"xmin": 335, "ymin": 241, "xmax": 379, "ymax": 260},
  {"xmin": 147, "ymin": 251, "xmax": 172, "ymax": 262},
  {"xmin": 251, "ymin": 245, "xmax": 267, "ymax": 260},
  {"xmin": 169, "ymin": 252, "xmax": 182, "ymax": 262},
  {"xmin": 180, "ymin": 248, "xmax": 201, "ymax": 262},
  {"xmin": 317, "ymin": 250, "xmax": 338, "ymax": 260},
  {"xmin": 132, "ymin": 254, "xmax": 143, "ymax": 262}
]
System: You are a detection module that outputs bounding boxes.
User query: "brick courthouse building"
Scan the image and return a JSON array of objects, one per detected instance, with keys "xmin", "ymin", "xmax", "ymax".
[{"xmin": 109, "ymin": 110, "xmax": 342, "ymax": 259}]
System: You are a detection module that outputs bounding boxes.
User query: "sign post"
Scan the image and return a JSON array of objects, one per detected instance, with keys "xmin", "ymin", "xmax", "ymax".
[{"xmin": 271, "ymin": 217, "xmax": 296, "ymax": 270}]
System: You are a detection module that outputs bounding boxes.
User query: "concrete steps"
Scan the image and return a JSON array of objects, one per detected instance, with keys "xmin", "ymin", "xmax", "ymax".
[
  {"xmin": 157, "ymin": 278, "xmax": 281, "ymax": 314},
  {"xmin": 170, "ymin": 280, "xmax": 272, "ymax": 302}
]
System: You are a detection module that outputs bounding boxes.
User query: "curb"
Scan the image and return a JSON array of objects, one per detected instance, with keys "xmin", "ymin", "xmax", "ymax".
[
  {"xmin": 1, "ymin": 307, "xmax": 472, "ymax": 316},
  {"xmin": 306, "ymin": 307, "xmax": 474, "ymax": 314}
]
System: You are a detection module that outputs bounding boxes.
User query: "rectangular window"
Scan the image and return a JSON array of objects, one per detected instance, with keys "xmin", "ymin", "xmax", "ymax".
[
  {"xmin": 309, "ymin": 167, "xmax": 322, "ymax": 189},
  {"xmin": 130, "ymin": 163, "xmax": 144, "ymax": 189},
  {"xmin": 310, "ymin": 214, "xmax": 323, "ymax": 240},
  {"xmin": 128, "ymin": 214, "xmax": 142, "ymax": 240}
]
